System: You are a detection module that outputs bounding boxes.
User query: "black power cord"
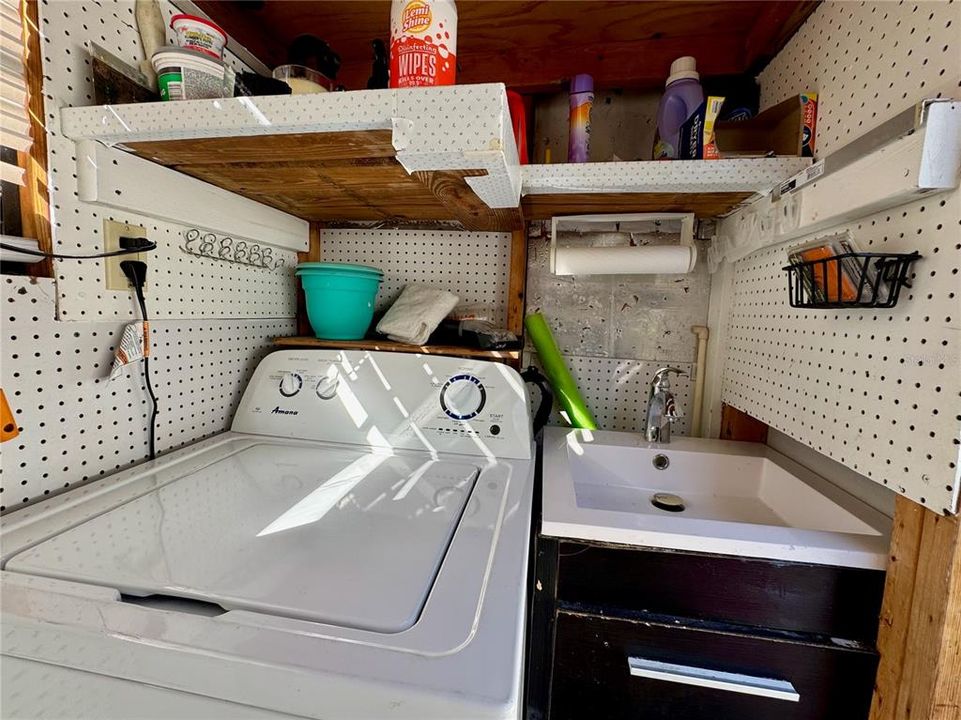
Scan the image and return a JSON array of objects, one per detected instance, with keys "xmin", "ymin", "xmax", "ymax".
[
  {"xmin": 1, "ymin": 237, "xmax": 157, "ymax": 260},
  {"xmin": 119, "ymin": 259, "xmax": 158, "ymax": 461}
]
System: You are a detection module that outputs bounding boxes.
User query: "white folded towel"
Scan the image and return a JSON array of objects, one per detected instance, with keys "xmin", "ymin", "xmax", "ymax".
[{"xmin": 376, "ymin": 284, "xmax": 459, "ymax": 345}]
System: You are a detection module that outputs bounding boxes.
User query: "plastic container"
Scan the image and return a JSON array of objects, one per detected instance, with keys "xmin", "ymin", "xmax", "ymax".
[
  {"xmin": 568, "ymin": 74, "xmax": 593, "ymax": 163},
  {"xmin": 151, "ymin": 48, "xmax": 235, "ymax": 101},
  {"xmin": 389, "ymin": 0, "xmax": 457, "ymax": 88},
  {"xmin": 272, "ymin": 64, "xmax": 332, "ymax": 94},
  {"xmin": 296, "ymin": 262, "xmax": 383, "ymax": 340},
  {"xmin": 653, "ymin": 57, "xmax": 705, "ymax": 160},
  {"xmin": 169, "ymin": 14, "xmax": 227, "ymax": 60},
  {"xmin": 525, "ymin": 313, "xmax": 597, "ymax": 429},
  {"xmin": 507, "ymin": 90, "xmax": 528, "ymax": 164}
]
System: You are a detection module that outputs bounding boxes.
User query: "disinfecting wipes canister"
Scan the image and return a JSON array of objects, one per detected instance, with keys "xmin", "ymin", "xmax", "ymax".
[{"xmin": 390, "ymin": 0, "xmax": 457, "ymax": 88}]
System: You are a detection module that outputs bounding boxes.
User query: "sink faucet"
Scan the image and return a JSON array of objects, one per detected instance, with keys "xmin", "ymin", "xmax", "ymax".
[{"xmin": 645, "ymin": 367, "xmax": 686, "ymax": 443}]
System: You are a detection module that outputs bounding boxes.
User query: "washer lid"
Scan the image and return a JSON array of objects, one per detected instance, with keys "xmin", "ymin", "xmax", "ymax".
[{"xmin": 6, "ymin": 443, "xmax": 480, "ymax": 633}]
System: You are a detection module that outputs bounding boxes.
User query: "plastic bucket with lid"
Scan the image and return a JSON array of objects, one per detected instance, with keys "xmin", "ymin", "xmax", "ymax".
[
  {"xmin": 296, "ymin": 262, "xmax": 384, "ymax": 340},
  {"xmin": 170, "ymin": 14, "xmax": 227, "ymax": 59},
  {"xmin": 151, "ymin": 48, "xmax": 234, "ymax": 101}
]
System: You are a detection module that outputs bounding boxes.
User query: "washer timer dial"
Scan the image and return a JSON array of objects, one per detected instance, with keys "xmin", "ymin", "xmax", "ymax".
[
  {"xmin": 278, "ymin": 372, "xmax": 303, "ymax": 397},
  {"xmin": 440, "ymin": 374, "xmax": 487, "ymax": 420}
]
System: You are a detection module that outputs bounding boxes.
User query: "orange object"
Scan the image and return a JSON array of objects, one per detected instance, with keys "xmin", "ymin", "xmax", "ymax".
[
  {"xmin": 1, "ymin": 389, "xmax": 19, "ymax": 442},
  {"xmin": 799, "ymin": 246, "xmax": 858, "ymax": 302}
]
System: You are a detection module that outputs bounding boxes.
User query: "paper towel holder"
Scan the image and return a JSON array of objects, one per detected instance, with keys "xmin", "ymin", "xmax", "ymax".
[{"xmin": 550, "ymin": 212, "xmax": 697, "ymax": 275}]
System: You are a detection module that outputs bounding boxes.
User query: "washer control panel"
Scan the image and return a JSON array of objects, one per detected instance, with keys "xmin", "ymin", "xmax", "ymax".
[{"xmin": 232, "ymin": 350, "xmax": 532, "ymax": 459}]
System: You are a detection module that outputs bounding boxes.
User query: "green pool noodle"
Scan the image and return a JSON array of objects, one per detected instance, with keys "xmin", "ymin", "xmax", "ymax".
[{"xmin": 525, "ymin": 313, "xmax": 597, "ymax": 430}]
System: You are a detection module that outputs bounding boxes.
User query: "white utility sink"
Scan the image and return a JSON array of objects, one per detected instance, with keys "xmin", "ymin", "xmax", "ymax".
[{"xmin": 542, "ymin": 427, "xmax": 890, "ymax": 570}]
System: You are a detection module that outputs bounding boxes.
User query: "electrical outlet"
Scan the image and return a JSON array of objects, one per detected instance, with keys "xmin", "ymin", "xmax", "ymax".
[{"xmin": 104, "ymin": 220, "xmax": 148, "ymax": 291}]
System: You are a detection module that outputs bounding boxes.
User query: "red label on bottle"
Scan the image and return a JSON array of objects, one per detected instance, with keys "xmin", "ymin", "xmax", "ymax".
[{"xmin": 390, "ymin": 0, "xmax": 457, "ymax": 88}]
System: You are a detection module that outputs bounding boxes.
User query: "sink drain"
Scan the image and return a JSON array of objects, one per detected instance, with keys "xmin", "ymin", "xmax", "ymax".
[{"xmin": 651, "ymin": 492, "xmax": 685, "ymax": 512}]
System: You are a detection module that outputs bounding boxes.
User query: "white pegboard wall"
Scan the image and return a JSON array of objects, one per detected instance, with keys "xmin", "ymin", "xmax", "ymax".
[
  {"xmin": 723, "ymin": 192, "xmax": 960, "ymax": 515},
  {"xmin": 320, "ymin": 229, "xmax": 511, "ymax": 326},
  {"xmin": 39, "ymin": 0, "xmax": 297, "ymax": 321},
  {"xmin": 526, "ymin": 352, "xmax": 694, "ymax": 437},
  {"xmin": 759, "ymin": 1, "xmax": 961, "ymax": 156},
  {"xmin": 720, "ymin": 0, "xmax": 961, "ymax": 515},
  {"xmin": 0, "ymin": 276, "xmax": 295, "ymax": 514}
]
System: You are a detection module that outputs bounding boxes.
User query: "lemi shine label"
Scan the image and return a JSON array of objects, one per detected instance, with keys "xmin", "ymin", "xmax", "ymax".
[{"xmin": 390, "ymin": 0, "xmax": 457, "ymax": 88}]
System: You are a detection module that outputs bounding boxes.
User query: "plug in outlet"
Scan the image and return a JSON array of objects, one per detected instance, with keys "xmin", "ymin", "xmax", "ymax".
[{"xmin": 104, "ymin": 220, "xmax": 148, "ymax": 291}]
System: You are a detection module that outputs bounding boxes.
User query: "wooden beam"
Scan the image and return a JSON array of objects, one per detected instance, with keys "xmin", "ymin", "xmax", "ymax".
[
  {"xmin": 719, "ymin": 403, "xmax": 768, "ymax": 443},
  {"xmin": 506, "ymin": 229, "xmax": 528, "ymax": 338},
  {"xmin": 522, "ymin": 192, "xmax": 755, "ymax": 221},
  {"xmin": 296, "ymin": 223, "xmax": 322, "ymax": 337},
  {"xmin": 412, "ymin": 170, "xmax": 523, "ymax": 231},
  {"xmin": 19, "ymin": 0, "xmax": 52, "ymax": 278},
  {"xmin": 197, "ymin": 1, "xmax": 817, "ymax": 93},
  {"xmin": 873, "ymin": 502, "xmax": 961, "ymax": 720},
  {"xmin": 743, "ymin": 1, "xmax": 819, "ymax": 74},
  {"xmin": 871, "ymin": 496, "xmax": 927, "ymax": 720}
]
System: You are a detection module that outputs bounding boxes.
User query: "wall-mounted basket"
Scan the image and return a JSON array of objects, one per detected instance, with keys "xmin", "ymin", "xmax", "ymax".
[{"xmin": 782, "ymin": 251, "xmax": 921, "ymax": 309}]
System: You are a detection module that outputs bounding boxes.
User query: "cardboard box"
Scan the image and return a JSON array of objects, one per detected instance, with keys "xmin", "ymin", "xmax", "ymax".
[
  {"xmin": 714, "ymin": 93, "xmax": 818, "ymax": 157},
  {"xmin": 678, "ymin": 96, "xmax": 725, "ymax": 160}
]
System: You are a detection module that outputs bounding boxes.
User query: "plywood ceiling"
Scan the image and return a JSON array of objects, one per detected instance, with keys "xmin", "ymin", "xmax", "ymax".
[{"xmin": 196, "ymin": 0, "xmax": 818, "ymax": 93}]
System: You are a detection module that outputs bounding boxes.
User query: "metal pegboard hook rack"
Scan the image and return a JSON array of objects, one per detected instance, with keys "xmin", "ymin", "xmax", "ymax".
[{"xmin": 181, "ymin": 229, "xmax": 288, "ymax": 270}]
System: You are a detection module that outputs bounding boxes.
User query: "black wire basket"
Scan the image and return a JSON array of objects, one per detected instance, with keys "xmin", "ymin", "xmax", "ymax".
[{"xmin": 782, "ymin": 251, "xmax": 921, "ymax": 309}]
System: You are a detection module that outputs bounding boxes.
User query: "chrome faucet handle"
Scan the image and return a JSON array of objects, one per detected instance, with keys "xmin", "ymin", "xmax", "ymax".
[
  {"xmin": 664, "ymin": 395, "xmax": 681, "ymax": 419},
  {"xmin": 650, "ymin": 367, "xmax": 687, "ymax": 388}
]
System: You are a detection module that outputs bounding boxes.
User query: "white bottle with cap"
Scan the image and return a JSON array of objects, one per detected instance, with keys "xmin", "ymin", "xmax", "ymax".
[{"xmin": 653, "ymin": 56, "xmax": 705, "ymax": 160}]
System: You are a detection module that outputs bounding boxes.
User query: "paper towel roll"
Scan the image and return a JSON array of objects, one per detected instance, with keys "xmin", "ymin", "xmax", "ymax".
[{"xmin": 553, "ymin": 245, "xmax": 697, "ymax": 275}]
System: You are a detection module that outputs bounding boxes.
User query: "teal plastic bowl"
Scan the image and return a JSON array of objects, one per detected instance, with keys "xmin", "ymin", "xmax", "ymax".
[{"xmin": 296, "ymin": 262, "xmax": 383, "ymax": 340}]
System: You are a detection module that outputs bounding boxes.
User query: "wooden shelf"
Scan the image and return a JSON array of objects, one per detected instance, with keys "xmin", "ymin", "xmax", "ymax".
[
  {"xmin": 520, "ymin": 158, "xmax": 813, "ymax": 219},
  {"xmin": 63, "ymin": 88, "xmax": 812, "ymax": 231},
  {"xmin": 62, "ymin": 85, "xmax": 523, "ymax": 232},
  {"xmin": 273, "ymin": 336, "xmax": 521, "ymax": 363},
  {"xmin": 195, "ymin": 2, "xmax": 818, "ymax": 95}
]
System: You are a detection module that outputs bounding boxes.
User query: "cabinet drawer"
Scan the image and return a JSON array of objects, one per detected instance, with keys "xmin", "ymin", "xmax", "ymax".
[
  {"xmin": 550, "ymin": 611, "xmax": 878, "ymax": 720},
  {"xmin": 556, "ymin": 541, "xmax": 884, "ymax": 640}
]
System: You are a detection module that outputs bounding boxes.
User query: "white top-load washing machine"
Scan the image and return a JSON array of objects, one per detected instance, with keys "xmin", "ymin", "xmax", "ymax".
[{"xmin": 1, "ymin": 350, "xmax": 537, "ymax": 719}]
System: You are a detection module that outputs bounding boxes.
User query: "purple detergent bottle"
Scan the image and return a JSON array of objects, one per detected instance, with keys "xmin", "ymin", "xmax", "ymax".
[{"xmin": 653, "ymin": 57, "xmax": 704, "ymax": 160}]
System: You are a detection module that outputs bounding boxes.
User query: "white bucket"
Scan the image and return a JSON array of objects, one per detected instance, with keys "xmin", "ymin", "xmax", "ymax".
[{"xmin": 151, "ymin": 48, "xmax": 235, "ymax": 101}]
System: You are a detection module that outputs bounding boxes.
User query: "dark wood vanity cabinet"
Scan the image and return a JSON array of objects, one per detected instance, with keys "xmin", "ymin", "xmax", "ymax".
[{"xmin": 527, "ymin": 538, "xmax": 885, "ymax": 720}]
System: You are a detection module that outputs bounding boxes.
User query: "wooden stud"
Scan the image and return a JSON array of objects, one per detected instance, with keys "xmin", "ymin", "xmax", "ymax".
[
  {"xmin": 295, "ymin": 223, "xmax": 322, "ymax": 338},
  {"xmin": 18, "ymin": 0, "xmax": 52, "ymax": 278},
  {"xmin": 506, "ymin": 229, "xmax": 528, "ymax": 338},
  {"xmin": 719, "ymin": 403, "xmax": 768, "ymax": 443},
  {"xmin": 871, "ymin": 496, "xmax": 927, "ymax": 720},
  {"xmin": 870, "ymin": 497, "xmax": 961, "ymax": 720}
]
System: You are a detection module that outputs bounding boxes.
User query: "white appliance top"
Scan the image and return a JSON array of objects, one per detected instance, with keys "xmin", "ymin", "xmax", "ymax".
[
  {"xmin": 6, "ymin": 442, "xmax": 480, "ymax": 632},
  {"xmin": 1, "ymin": 351, "xmax": 537, "ymax": 719},
  {"xmin": 231, "ymin": 349, "xmax": 533, "ymax": 460}
]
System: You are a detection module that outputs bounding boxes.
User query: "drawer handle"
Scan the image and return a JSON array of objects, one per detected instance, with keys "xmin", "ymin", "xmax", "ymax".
[{"xmin": 627, "ymin": 657, "xmax": 800, "ymax": 703}]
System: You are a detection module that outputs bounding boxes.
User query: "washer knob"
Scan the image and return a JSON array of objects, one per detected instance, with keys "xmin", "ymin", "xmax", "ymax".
[
  {"xmin": 440, "ymin": 375, "xmax": 487, "ymax": 420},
  {"xmin": 279, "ymin": 372, "xmax": 303, "ymax": 397},
  {"xmin": 316, "ymin": 375, "xmax": 339, "ymax": 399}
]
